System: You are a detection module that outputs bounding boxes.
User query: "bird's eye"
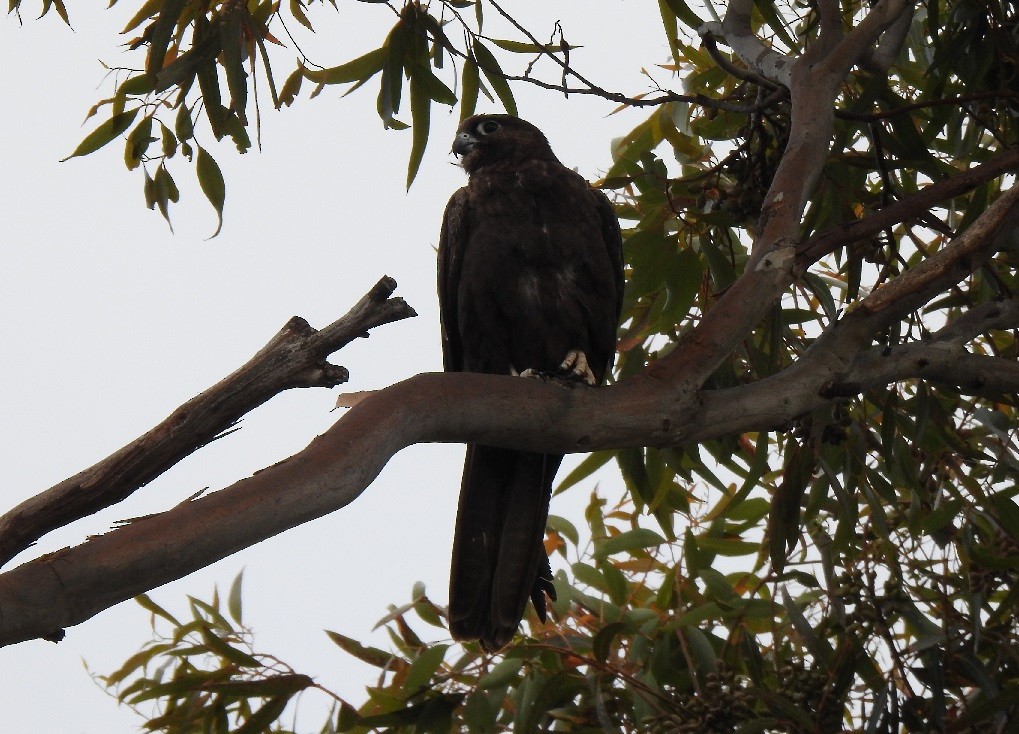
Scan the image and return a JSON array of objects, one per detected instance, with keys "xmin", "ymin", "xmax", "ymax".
[{"xmin": 477, "ymin": 120, "xmax": 501, "ymax": 135}]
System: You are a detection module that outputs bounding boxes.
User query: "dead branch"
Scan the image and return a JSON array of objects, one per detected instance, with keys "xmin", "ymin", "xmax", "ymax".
[{"xmin": 0, "ymin": 277, "xmax": 416, "ymax": 568}]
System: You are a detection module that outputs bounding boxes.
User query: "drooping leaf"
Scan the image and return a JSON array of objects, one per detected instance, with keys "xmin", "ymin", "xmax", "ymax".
[
  {"xmin": 226, "ymin": 571, "xmax": 243, "ymax": 625},
  {"xmin": 62, "ymin": 108, "xmax": 140, "ymax": 161},
  {"xmin": 124, "ymin": 114, "xmax": 154, "ymax": 170},
  {"xmin": 278, "ymin": 66, "xmax": 304, "ymax": 107},
  {"xmin": 459, "ymin": 57, "xmax": 480, "ymax": 121},
  {"xmin": 407, "ymin": 64, "xmax": 431, "ymax": 189},
  {"xmin": 594, "ymin": 528, "xmax": 665, "ymax": 558},
  {"xmin": 195, "ymin": 147, "xmax": 226, "ymax": 237},
  {"xmin": 221, "ymin": 5, "xmax": 248, "ymax": 125},
  {"xmin": 470, "ymin": 40, "xmax": 516, "ymax": 116},
  {"xmin": 402, "ymin": 644, "xmax": 448, "ymax": 694},
  {"xmin": 144, "ymin": 0, "xmax": 187, "ymax": 75},
  {"xmin": 325, "ymin": 629, "xmax": 396, "ymax": 668},
  {"xmin": 304, "ymin": 46, "xmax": 389, "ymax": 85}
]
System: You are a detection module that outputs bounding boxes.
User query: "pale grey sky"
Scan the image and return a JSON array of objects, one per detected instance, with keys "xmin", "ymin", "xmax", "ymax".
[{"xmin": 0, "ymin": 3, "xmax": 666, "ymax": 730}]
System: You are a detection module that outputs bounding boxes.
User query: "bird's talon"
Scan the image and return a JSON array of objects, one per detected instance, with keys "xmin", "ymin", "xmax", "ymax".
[{"xmin": 558, "ymin": 349, "xmax": 596, "ymax": 386}]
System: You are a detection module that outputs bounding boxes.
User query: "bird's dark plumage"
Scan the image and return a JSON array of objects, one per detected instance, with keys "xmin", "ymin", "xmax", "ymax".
[{"xmin": 438, "ymin": 114, "xmax": 624, "ymax": 651}]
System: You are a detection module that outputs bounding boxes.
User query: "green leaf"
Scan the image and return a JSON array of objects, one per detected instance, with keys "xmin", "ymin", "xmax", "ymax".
[
  {"xmin": 304, "ymin": 46, "xmax": 389, "ymax": 85},
  {"xmin": 160, "ymin": 122, "xmax": 177, "ymax": 159},
  {"xmin": 555, "ymin": 450, "xmax": 614, "ymax": 495},
  {"xmin": 62, "ymin": 108, "xmax": 140, "ymax": 161},
  {"xmin": 594, "ymin": 528, "xmax": 665, "ymax": 558},
  {"xmin": 407, "ymin": 65, "xmax": 430, "ymax": 189},
  {"xmin": 592, "ymin": 621, "xmax": 626, "ymax": 662},
  {"xmin": 695, "ymin": 534, "xmax": 760, "ymax": 557},
  {"xmin": 221, "ymin": 6, "xmax": 248, "ymax": 124},
  {"xmin": 195, "ymin": 147, "xmax": 226, "ymax": 237},
  {"xmin": 377, "ymin": 21, "xmax": 408, "ymax": 126},
  {"xmin": 413, "ymin": 596, "xmax": 446, "ymax": 629},
  {"xmin": 335, "ymin": 700, "xmax": 359, "ymax": 732},
  {"xmin": 232, "ymin": 694, "xmax": 291, "ymax": 734},
  {"xmin": 151, "ymin": 9, "xmax": 221, "ymax": 93},
  {"xmin": 546, "ymin": 514, "xmax": 579, "ymax": 546},
  {"xmin": 279, "ymin": 67, "xmax": 304, "ymax": 107},
  {"xmin": 754, "ymin": 0, "xmax": 797, "ymax": 51},
  {"xmin": 174, "ymin": 103, "xmax": 194, "ymax": 143},
  {"xmin": 289, "ymin": 0, "xmax": 314, "ymax": 32},
  {"xmin": 661, "ymin": 0, "xmax": 703, "ymax": 29},
  {"xmin": 459, "ymin": 57, "xmax": 480, "ymax": 121},
  {"xmin": 989, "ymin": 494, "xmax": 1019, "ymax": 544},
  {"xmin": 196, "ymin": 48, "xmax": 227, "ymax": 138},
  {"xmin": 152, "ymin": 164, "xmax": 179, "ymax": 229},
  {"xmin": 199, "ymin": 625, "xmax": 259, "ymax": 667},
  {"xmin": 683, "ymin": 625, "xmax": 717, "ymax": 676},
  {"xmin": 145, "ymin": 0, "xmax": 187, "ymax": 75},
  {"xmin": 203, "ymin": 673, "xmax": 313, "ymax": 696},
  {"xmin": 402, "ymin": 644, "xmax": 447, "ymax": 694},
  {"xmin": 326, "ymin": 629, "xmax": 395, "ymax": 668},
  {"xmin": 103, "ymin": 644, "xmax": 173, "ymax": 687},
  {"xmin": 121, "ymin": 0, "xmax": 162, "ymax": 34},
  {"xmin": 471, "ymin": 40, "xmax": 516, "ymax": 116},
  {"xmin": 135, "ymin": 593, "xmax": 181, "ymax": 626},
  {"xmin": 951, "ymin": 687, "xmax": 1019, "ymax": 729},
  {"xmin": 489, "ymin": 38, "xmax": 578, "ymax": 54},
  {"xmin": 768, "ymin": 439, "xmax": 815, "ymax": 573},
  {"xmin": 478, "ymin": 658, "xmax": 523, "ymax": 689},
  {"xmin": 227, "ymin": 571, "xmax": 243, "ymax": 625},
  {"xmin": 117, "ymin": 74, "xmax": 157, "ymax": 98},
  {"xmin": 412, "ymin": 62, "xmax": 456, "ymax": 105},
  {"xmin": 124, "ymin": 115, "xmax": 154, "ymax": 170},
  {"xmin": 126, "ymin": 670, "xmax": 230, "ymax": 704},
  {"xmin": 781, "ymin": 588, "xmax": 834, "ymax": 664}
]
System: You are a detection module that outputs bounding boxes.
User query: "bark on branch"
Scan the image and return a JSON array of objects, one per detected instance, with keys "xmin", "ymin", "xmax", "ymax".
[{"xmin": 0, "ymin": 277, "xmax": 416, "ymax": 568}]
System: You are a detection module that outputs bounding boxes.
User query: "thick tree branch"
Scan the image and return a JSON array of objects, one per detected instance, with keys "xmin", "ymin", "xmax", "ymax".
[
  {"xmin": 702, "ymin": 0, "xmax": 794, "ymax": 87},
  {"xmin": 0, "ymin": 191, "xmax": 1014, "ymax": 645},
  {"xmin": 5, "ymin": 290, "xmax": 1019, "ymax": 647},
  {"xmin": 824, "ymin": 0, "xmax": 913, "ymax": 78},
  {"xmin": 933, "ymin": 300, "xmax": 1019, "ymax": 344},
  {"xmin": 0, "ymin": 277, "xmax": 416, "ymax": 568},
  {"xmin": 859, "ymin": 2, "xmax": 914, "ymax": 73},
  {"xmin": 817, "ymin": 0, "xmax": 843, "ymax": 46},
  {"xmin": 839, "ymin": 346, "xmax": 1019, "ymax": 398},
  {"xmin": 858, "ymin": 185, "xmax": 1019, "ymax": 320}
]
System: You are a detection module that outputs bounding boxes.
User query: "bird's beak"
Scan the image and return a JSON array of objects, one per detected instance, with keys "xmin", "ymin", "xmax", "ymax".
[{"xmin": 452, "ymin": 132, "xmax": 478, "ymax": 157}]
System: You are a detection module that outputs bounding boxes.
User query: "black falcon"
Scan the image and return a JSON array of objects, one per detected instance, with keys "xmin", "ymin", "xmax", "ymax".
[{"xmin": 438, "ymin": 114, "xmax": 624, "ymax": 651}]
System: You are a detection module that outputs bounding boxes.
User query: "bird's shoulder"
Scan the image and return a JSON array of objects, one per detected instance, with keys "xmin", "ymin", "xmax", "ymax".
[{"xmin": 465, "ymin": 157, "xmax": 584, "ymax": 195}]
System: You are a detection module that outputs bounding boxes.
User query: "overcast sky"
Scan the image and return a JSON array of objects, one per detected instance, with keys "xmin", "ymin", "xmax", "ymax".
[{"xmin": 0, "ymin": 2, "xmax": 668, "ymax": 730}]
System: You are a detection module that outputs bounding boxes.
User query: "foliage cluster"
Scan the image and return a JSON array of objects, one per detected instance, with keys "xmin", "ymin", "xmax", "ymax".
[{"xmin": 21, "ymin": 0, "xmax": 1019, "ymax": 729}]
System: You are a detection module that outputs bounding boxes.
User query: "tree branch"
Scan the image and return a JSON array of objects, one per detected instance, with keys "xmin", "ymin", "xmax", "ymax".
[
  {"xmin": 0, "ymin": 277, "xmax": 416, "ymax": 568},
  {"xmin": 5, "ymin": 286, "xmax": 1019, "ymax": 646},
  {"xmin": 859, "ymin": 2, "xmax": 913, "ymax": 73},
  {"xmin": 823, "ymin": 0, "xmax": 913, "ymax": 79},
  {"xmin": 839, "ymin": 345, "xmax": 1019, "ymax": 398},
  {"xmin": 932, "ymin": 299, "xmax": 1019, "ymax": 344},
  {"xmin": 1, "ymin": 187, "xmax": 1014, "ymax": 644},
  {"xmin": 796, "ymin": 146, "xmax": 1019, "ymax": 268},
  {"xmin": 702, "ymin": 0, "xmax": 794, "ymax": 87},
  {"xmin": 858, "ymin": 185, "xmax": 1019, "ymax": 320}
]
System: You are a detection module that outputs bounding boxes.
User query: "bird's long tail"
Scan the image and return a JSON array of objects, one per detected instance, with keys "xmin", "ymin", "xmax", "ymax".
[{"xmin": 448, "ymin": 444, "xmax": 561, "ymax": 651}]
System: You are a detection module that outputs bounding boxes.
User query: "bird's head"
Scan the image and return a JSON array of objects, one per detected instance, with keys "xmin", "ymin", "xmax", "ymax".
[{"xmin": 451, "ymin": 114, "xmax": 558, "ymax": 175}]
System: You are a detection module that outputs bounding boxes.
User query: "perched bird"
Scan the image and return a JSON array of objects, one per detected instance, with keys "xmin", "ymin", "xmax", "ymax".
[{"xmin": 438, "ymin": 114, "xmax": 624, "ymax": 651}]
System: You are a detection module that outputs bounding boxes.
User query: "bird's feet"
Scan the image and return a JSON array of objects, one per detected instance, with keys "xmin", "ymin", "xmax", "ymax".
[
  {"xmin": 558, "ymin": 349, "xmax": 597, "ymax": 386},
  {"xmin": 516, "ymin": 349, "xmax": 597, "ymax": 387}
]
